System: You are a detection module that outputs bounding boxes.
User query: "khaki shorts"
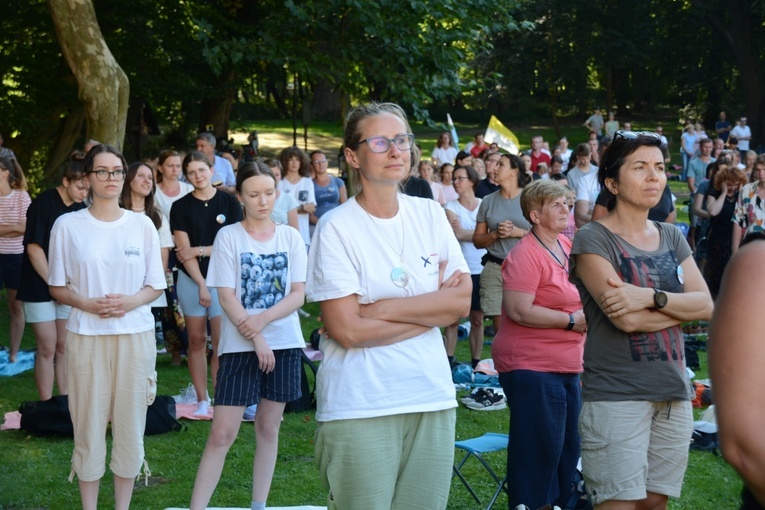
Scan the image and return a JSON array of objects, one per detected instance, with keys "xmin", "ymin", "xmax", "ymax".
[
  {"xmin": 67, "ymin": 330, "xmax": 156, "ymax": 481},
  {"xmin": 315, "ymin": 409, "xmax": 456, "ymax": 510},
  {"xmin": 579, "ymin": 400, "xmax": 693, "ymax": 506},
  {"xmin": 479, "ymin": 261, "xmax": 503, "ymax": 317}
]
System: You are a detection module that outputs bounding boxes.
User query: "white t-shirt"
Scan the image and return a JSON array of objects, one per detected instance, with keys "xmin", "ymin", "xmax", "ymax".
[
  {"xmin": 207, "ymin": 223, "xmax": 307, "ymax": 355},
  {"xmin": 272, "ymin": 191, "xmax": 299, "ymax": 226},
  {"xmin": 566, "ymin": 164, "xmax": 598, "ymax": 198},
  {"xmin": 576, "ymin": 171, "xmax": 601, "ymax": 215},
  {"xmin": 213, "ymin": 155, "xmax": 236, "ymax": 186},
  {"xmin": 155, "ymin": 182, "xmax": 194, "ymax": 219},
  {"xmin": 48, "ymin": 209, "xmax": 166, "ymax": 335},
  {"xmin": 431, "ymin": 146, "xmax": 458, "ymax": 166},
  {"xmin": 278, "ymin": 177, "xmax": 316, "ymax": 246},
  {"xmin": 306, "ymin": 195, "xmax": 468, "ymax": 422},
  {"xmin": 731, "ymin": 125, "xmax": 752, "ymax": 151},
  {"xmin": 444, "ymin": 199, "xmax": 486, "ymax": 274},
  {"xmin": 559, "ymin": 148, "xmax": 573, "ymax": 169}
]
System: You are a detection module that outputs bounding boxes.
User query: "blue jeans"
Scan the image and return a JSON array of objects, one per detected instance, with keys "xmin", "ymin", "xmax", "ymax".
[
  {"xmin": 681, "ymin": 152, "xmax": 691, "ymax": 181},
  {"xmin": 499, "ymin": 370, "xmax": 581, "ymax": 509}
]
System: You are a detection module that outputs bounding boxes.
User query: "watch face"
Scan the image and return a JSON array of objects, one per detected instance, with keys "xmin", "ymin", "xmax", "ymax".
[{"xmin": 654, "ymin": 290, "xmax": 668, "ymax": 309}]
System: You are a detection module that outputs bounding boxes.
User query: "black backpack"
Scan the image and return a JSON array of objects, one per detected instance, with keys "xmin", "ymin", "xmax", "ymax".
[
  {"xmin": 144, "ymin": 395, "xmax": 186, "ymax": 435},
  {"xmin": 19, "ymin": 395, "xmax": 185, "ymax": 436},
  {"xmin": 284, "ymin": 350, "xmax": 318, "ymax": 413},
  {"xmin": 19, "ymin": 395, "xmax": 73, "ymax": 437}
]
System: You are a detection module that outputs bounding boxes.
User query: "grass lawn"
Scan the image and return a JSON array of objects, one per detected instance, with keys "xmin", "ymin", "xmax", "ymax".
[{"xmin": 0, "ymin": 119, "xmax": 742, "ymax": 509}]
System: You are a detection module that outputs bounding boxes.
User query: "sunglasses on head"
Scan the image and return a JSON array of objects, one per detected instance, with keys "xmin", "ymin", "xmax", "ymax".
[{"xmin": 613, "ymin": 130, "xmax": 662, "ymax": 143}]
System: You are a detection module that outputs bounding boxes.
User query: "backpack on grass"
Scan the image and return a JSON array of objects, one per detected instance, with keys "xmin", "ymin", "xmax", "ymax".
[
  {"xmin": 19, "ymin": 395, "xmax": 185, "ymax": 437},
  {"xmin": 284, "ymin": 349, "xmax": 318, "ymax": 413}
]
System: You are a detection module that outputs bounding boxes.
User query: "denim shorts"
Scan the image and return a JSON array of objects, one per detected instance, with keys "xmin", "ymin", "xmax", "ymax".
[
  {"xmin": 22, "ymin": 300, "xmax": 72, "ymax": 323},
  {"xmin": 176, "ymin": 270, "xmax": 222, "ymax": 318}
]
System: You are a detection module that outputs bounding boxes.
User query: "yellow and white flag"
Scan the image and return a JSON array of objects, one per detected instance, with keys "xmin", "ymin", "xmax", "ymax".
[{"xmin": 484, "ymin": 115, "xmax": 520, "ymax": 155}]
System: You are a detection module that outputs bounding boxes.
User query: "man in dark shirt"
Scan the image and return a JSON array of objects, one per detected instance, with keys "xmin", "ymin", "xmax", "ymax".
[{"xmin": 476, "ymin": 152, "xmax": 501, "ymax": 198}]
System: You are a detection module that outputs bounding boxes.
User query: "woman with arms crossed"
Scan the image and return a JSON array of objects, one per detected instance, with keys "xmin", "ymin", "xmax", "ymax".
[
  {"xmin": 190, "ymin": 162, "xmax": 306, "ymax": 510},
  {"xmin": 570, "ymin": 131, "xmax": 712, "ymax": 510},
  {"xmin": 48, "ymin": 145, "xmax": 165, "ymax": 510},
  {"xmin": 0, "ymin": 157, "xmax": 31, "ymax": 362},
  {"xmin": 306, "ymin": 103, "xmax": 471, "ymax": 509}
]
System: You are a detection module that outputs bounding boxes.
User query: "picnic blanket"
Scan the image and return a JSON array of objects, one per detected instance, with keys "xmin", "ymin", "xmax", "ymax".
[{"xmin": 0, "ymin": 349, "xmax": 35, "ymax": 377}]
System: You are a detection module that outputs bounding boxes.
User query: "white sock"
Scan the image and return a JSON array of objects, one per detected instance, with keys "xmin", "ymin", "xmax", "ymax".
[
  {"xmin": 251, "ymin": 501, "xmax": 266, "ymax": 510},
  {"xmin": 193, "ymin": 400, "xmax": 210, "ymax": 416}
]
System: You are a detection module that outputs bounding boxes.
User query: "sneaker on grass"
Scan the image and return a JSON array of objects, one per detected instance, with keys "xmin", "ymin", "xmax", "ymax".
[{"xmin": 464, "ymin": 388, "xmax": 506, "ymax": 411}]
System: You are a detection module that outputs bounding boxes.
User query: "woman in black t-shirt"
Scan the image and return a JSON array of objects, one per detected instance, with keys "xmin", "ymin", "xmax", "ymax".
[
  {"xmin": 170, "ymin": 151, "xmax": 242, "ymax": 416},
  {"xmin": 18, "ymin": 153, "xmax": 89, "ymax": 400}
]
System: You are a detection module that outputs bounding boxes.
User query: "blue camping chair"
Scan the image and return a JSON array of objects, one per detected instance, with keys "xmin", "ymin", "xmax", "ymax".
[{"xmin": 452, "ymin": 432, "xmax": 509, "ymax": 509}]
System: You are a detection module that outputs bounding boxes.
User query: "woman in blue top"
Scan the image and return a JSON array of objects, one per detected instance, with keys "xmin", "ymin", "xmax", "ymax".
[{"xmin": 309, "ymin": 150, "xmax": 346, "ymax": 229}]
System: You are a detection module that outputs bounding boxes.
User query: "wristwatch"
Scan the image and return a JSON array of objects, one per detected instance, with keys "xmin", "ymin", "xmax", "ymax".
[
  {"xmin": 653, "ymin": 288, "xmax": 668, "ymax": 309},
  {"xmin": 566, "ymin": 314, "xmax": 576, "ymax": 331}
]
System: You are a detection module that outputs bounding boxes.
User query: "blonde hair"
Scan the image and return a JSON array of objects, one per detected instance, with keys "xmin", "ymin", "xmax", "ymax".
[{"xmin": 520, "ymin": 179, "xmax": 569, "ymax": 223}]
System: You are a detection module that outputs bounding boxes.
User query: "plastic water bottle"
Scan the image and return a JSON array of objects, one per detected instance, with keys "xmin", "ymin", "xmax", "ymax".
[{"xmin": 457, "ymin": 321, "xmax": 471, "ymax": 339}]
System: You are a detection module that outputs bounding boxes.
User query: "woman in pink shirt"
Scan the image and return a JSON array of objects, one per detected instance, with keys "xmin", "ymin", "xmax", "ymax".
[{"xmin": 492, "ymin": 179, "xmax": 587, "ymax": 510}]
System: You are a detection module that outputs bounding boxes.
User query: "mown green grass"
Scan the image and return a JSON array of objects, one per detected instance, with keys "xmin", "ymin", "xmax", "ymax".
[
  {"xmin": 0, "ymin": 119, "xmax": 740, "ymax": 509},
  {"xmin": 0, "ymin": 291, "xmax": 741, "ymax": 509}
]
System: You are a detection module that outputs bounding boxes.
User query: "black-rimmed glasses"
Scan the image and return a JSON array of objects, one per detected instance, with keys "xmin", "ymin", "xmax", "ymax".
[
  {"xmin": 613, "ymin": 130, "xmax": 662, "ymax": 143},
  {"xmin": 93, "ymin": 169, "xmax": 126, "ymax": 181},
  {"xmin": 354, "ymin": 134, "xmax": 415, "ymax": 153}
]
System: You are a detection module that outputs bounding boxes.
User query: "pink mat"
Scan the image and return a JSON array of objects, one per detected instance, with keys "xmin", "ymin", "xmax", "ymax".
[
  {"xmin": 175, "ymin": 402, "xmax": 214, "ymax": 420},
  {"xmin": 1, "ymin": 411, "xmax": 21, "ymax": 430}
]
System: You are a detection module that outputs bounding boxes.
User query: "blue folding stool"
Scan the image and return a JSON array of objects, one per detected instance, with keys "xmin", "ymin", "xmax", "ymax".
[{"xmin": 452, "ymin": 432, "xmax": 509, "ymax": 509}]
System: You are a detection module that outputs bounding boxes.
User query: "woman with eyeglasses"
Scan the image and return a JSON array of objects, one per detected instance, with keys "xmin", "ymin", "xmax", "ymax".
[
  {"xmin": 0, "ymin": 157, "xmax": 30, "ymax": 364},
  {"xmin": 48, "ymin": 145, "xmax": 166, "ymax": 509},
  {"xmin": 570, "ymin": 131, "xmax": 713, "ymax": 509},
  {"xmin": 306, "ymin": 102, "xmax": 471, "ymax": 509},
  {"xmin": 309, "ymin": 150, "xmax": 346, "ymax": 230},
  {"xmin": 443, "ymin": 165, "xmax": 486, "ymax": 368},
  {"xmin": 170, "ymin": 151, "xmax": 243, "ymax": 416},
  {"xmin": 472, "ymin": 153, "xmax": 532, "ymax": 338},
  {"xmin": 494, "ymin": 179, "xmax": 587, "ymax": 510}
]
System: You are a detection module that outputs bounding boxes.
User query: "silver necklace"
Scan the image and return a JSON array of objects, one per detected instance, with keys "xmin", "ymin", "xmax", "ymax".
[{"xmin": 358, "ymin": 197, "xmax": 409, "ymax": 288}]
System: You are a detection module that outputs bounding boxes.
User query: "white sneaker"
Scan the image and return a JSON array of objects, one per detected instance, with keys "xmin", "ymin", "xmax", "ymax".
[
  {"xmin": 243, "ymin": 404, "xmax": 258, "ymax": 421},
  {"xmin": 173, "ymin": 383, "xmax": 197, "ymax": 404},
  {"xmin": 193, "ymin": 400, "xmax": 210, "ymax": 416}
]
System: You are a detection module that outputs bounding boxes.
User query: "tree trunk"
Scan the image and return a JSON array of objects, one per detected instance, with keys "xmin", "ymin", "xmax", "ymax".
[
  {"xmin": 198, "ymin": 68, "xmax": 237, "ymax": 140},
  {"xmin": 44, "ymin": 106, "xmax": 86, "ymax": 181},
  {"xmin": 48, "ymin": 0, "xmax": 129, "ymax": 150},
  {"xmin": 698, "ymin": 0, "xmax": 764, "ymax": 146}
]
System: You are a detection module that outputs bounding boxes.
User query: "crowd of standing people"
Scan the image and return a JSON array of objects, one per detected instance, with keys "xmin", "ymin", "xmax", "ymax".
[{"xmin": 1, "ymin": 102, "xmax": 762, "ymax": 509}]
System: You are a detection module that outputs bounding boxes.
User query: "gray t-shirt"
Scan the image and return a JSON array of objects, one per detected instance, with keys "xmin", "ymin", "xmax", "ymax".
[
  {"xmin": 570, "ymin": 221, "xmax": 693, "ymax": 402},
  {"xmin": 475, "ymin": 190, "xmax": 530, "ymax": 259}
]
